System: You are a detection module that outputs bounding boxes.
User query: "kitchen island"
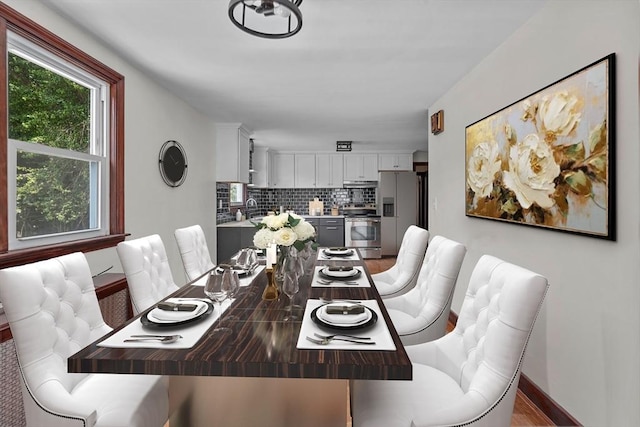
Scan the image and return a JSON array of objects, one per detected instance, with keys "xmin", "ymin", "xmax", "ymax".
[{"xmin": 217, "ymin": 215, "xmax": 345, "ymax": 261}]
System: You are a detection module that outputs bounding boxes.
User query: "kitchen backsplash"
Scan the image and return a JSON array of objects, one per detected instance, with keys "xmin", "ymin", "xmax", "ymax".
[{"xmin": 216, "ymin": 183, "xmax": 376, "ymax": 224}]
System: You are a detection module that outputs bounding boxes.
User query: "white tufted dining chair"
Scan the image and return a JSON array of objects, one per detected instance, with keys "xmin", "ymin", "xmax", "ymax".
[
  {"xmin": 383, "ymin": 235, "xmax": 466, "ymax": 346},
  {"xmin": 117, "ymin": 234, "xmax": 181, "ymax": 315},
  {"xmin": 371, "ymin": 225, "xmax": 429, "ymax": 299},
  {"xmin": 0, "ymin": 252, "xmax": 168, "ymax": 427},
  {"xmin": 174, "ymin": 224, "xmax": 215, "ymax": 282},
  {"xmin": 352, "ymin": 255, "xmax": 549, "ymax": 427}
]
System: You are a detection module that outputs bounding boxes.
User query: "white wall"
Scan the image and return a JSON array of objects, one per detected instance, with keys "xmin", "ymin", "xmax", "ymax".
[
  {"xmin": 5, "ymin": 0, "xmax": 218, "ymax": 282},
  {"xmin": 428, "ymin": 1, "xmax": 640, "ymax": 425}
]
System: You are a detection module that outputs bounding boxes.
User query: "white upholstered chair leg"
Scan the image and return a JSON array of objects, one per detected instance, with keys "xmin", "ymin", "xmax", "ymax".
[
  {"xmin": 0, "ymin": 252, "xmax": 168, "ymax": 427},
  {"xmin": 352, "ymin": 255, "xmax": 549, "ymax": 427},
  {"xmin": 174, "ymin": 224, "xmax": 215, "ymax": 283},
  {"xmin": 117, "ymin": 234, "xmax": 181, "ymax": 315},
  {"xmin": 371, "ymin": 225, "xmax": 429, "ymax": 299},
  {"xmin": 383, "ymin": 235, "xmax": 466, "ymax": 346}
]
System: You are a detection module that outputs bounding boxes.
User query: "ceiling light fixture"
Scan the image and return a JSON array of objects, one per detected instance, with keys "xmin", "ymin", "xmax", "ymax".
[{"xmin": 228, "ymin": 0, "xmax": 303, "ymax": 39}]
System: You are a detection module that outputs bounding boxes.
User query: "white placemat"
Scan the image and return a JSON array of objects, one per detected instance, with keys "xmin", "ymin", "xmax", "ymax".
[
  {"xmin": 317, "ymin": 247, "xmax": 360, "ymax": 261},
  {"xmin": 97, "ymin": 297, "xmax": 231, "ymax": 349},
  {"xmin": 190, "ymin": 265, "xmax": 265, "ymax": 287},
  {"xmin": 311, "ymin": 266, "xmax": 370, "ymax": 288},
  {"xmin": 296, "ymin": 299, "xmax": 396, "ymax": 351}
]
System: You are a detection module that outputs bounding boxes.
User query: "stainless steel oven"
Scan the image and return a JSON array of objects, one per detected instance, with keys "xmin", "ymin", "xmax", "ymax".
[{"xmin": 345, "ymin": 216, "xmax": 381, "ymax": 259}]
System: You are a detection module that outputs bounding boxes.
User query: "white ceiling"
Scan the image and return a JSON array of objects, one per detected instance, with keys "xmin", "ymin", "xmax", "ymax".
[{"xmin": 39, "ymin": 0, "xmax": 546, "ymax": 153}]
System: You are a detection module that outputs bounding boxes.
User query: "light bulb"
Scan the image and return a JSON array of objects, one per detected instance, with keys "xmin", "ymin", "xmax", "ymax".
[{"xmin": 273, "ymin": 3, "xmax": 291, "ymax": 18}]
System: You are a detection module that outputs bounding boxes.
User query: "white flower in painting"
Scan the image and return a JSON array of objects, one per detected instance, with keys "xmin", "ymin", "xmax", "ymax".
[
  {"xmin": 503, "ymin": 133, "xmax": 560, "ymax": 209},
  {"xmin": 273, "ymin": 227, "xmax": 298, "ymax": 247},
  {"xmin": 253, "ymin": 228, "xmax": 274, "ymax": 249},
  {"xmin": 467, "ymin": 141, "xmax": 502, "ymax": 198},
  {"xmin": 521, "ymin": 98, "xmax": 537, "ymax": 122},
  {"xmin": 293, "ymin": 220, "xmax": 315, "ymax": 241},
  {"xmin": 538, "ymin": 91, "xmax": 581, "ymax": 138}
]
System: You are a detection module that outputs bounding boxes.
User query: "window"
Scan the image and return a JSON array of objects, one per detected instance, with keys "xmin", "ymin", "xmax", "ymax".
[
  {"xmin": 229, "ymin": 182, "xmax": 245, "ymax": 206},
  {"xmin": 0, "ymin": 5, "xmax": 125, "ymax": 267},
  {"xmin": 7, "ymin": 34, "xmax": 109, "ymax": 249}
]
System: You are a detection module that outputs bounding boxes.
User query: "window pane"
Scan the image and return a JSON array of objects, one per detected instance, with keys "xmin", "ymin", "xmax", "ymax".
[
  {"xmin": 8, "ymin": 52, "xmax": 91, "ymax": 153},
  {"xmin": 16, "ymin": 150, "xmax": 97, "ymax": 239}
]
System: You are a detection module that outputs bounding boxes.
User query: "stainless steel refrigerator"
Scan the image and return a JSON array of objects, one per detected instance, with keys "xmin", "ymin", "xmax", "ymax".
[{"xmin": 378, "ymin": 171, "xmax": 418, "ymax": 256}]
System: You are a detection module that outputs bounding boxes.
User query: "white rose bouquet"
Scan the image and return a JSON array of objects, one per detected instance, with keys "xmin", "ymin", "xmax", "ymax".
[{"xmin": 252, "ymin": 213, "xmax": 317, "ymax": 251}]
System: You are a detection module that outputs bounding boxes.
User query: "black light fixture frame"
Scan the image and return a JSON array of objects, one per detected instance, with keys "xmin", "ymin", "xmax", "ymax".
[
  {"xmin": 336, "ymin": 141, "xmax": 352, "ymax": 152},
  {"xmin": 228, "ymin": 0, "xmax": 303, "ymax": 39}
]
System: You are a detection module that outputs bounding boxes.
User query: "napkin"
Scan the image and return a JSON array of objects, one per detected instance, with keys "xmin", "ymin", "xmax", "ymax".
[
  {"xmin": 148, "ymin": 301, "xmax": 208, "ymax": 322},
  {"xmin": 317, "ymin": 304, "xmax": 370, "ymax": 325}
]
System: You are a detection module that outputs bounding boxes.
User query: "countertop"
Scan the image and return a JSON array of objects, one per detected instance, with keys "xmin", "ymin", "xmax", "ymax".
[{"xmin": 217, "ymin": 215, "xmax": 344, "ymax": 228}]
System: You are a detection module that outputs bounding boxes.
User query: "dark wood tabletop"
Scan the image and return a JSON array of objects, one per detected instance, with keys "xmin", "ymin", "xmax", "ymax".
[{"xmin": 68, "ymin": 252, "xmax": 412, "ymax": 381}]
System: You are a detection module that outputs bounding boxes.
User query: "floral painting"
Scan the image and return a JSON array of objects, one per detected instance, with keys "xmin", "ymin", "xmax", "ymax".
[{"xmin": 465, "ymin": 54, "xmax": 615, "ymax": 240}]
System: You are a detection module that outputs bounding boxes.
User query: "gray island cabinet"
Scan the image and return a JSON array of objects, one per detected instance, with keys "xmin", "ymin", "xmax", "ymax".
[{"xmin": 216, "ymin": 216, "xmax": 345, "ymax": 262}]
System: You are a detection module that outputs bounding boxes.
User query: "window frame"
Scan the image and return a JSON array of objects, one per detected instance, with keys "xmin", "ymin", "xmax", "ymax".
[{"xmin": 0, "ymin": 4, "xmax": 125, "ymax": 268}]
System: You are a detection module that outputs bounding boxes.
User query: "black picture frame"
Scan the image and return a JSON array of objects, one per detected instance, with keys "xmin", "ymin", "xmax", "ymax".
[{"xmin": 464, "ymin": 53, "xmax": 616, "ymax": 240}]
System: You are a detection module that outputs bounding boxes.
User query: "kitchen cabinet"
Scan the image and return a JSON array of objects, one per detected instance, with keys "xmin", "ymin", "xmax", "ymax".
[
  {"xmin": 305, "ymin": 217, "xmax": 344, "ymax": 247},
  {"xmin": 217, "ymin": 226, "xmax": 255, "ymax": 262},
  {"xmin": 294, "ymin": 154, "xmax": 316, "ymax": 188},
  {"xmin": 270, "ymin": 153, "xmax": 295, "ymax": 188},
  {"xmin": 343, "ymin": 154, "xmax": 378, "ymax": 181},
  {"xmin": 315, "ymin": 154, "xmax": 343, "ymax": 188},
  {"xmin": 251, "ymin": 146, "xmax": 270, "ymax": 188},
  {"xmin": 318, "ymin": 217, "xmax": 344, "ymax": 247},
  {"xmin": 378, "ymin": 153, "xmax": 413, "ymax": 171},
  {"xmin": 215, "ymin": 123, "xmax": 252, "ymax": 183}
]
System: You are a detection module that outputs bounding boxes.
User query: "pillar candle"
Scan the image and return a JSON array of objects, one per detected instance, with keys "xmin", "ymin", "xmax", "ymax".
[{"xmin": 266, "ymin": 244, "xmax": 277, "ymax": 267}]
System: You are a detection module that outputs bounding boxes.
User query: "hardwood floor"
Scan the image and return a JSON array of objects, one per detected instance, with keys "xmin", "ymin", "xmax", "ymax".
[{"xmin": 364, "ymin": 257, "xmax": 555, "ymax": 427}]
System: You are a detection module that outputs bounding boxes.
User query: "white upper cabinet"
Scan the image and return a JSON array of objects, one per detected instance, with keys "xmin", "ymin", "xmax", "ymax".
[
  {"xmin": 251, "ymin": 146, "xmax": 270, "ymax": 188},
  {"xmin": 270, "ymin": 152, "xmax": 295, "ymax": 188},
  {"xmin": 215, "ymin": 123, "xmax": 252, "ymax": 183},
  {"xmin": 343, "ymin": 153, "xmax": 379, "ymax": 181},
  {"xmin": 315, "ymin": 154, "xmax": 343, "ymax": 188},
  {"xmin": 294, "ymin": 154, "xmax": 316, "ymax": 188},
  {"xmin": 378, "ymin": 153, "xmax": 414, "ymax": 171}
]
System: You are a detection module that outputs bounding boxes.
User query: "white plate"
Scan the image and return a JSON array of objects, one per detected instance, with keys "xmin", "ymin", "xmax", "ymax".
[
  {"xmin": 317, "ymin": 304, "xmax": 372, "ymax": 326},
  {"xmin": 320, "ymin": 267, "xmax": 359, "ymax": 278},
  {"xmin": 147, "ymin": 301, "xmax": 209, "ymax": 323}
]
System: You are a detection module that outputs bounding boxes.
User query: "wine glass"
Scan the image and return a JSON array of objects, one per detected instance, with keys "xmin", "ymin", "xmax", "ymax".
[
  {"xmin": 281, "ymin": 270, "xmax": 299, "ymax": 321},
  {"xmin": 204, "ymin": 272, "xmax": 231, "ymax": 334},
  {"xmin": 237, "ymin": 248, "xmax": 258, "ymax": 273},
  {"xmin": 222, "ymin": 269, "xmax": 240, "ymax": 321}
]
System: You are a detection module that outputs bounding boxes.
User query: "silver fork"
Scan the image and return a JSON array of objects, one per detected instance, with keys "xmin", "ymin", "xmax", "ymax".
[
  {"xmin": 317, "ymin": 279, "xmax": 358, "ymax": 285},
  {"xmin": 314, "ymin": 332, "xmax": 371, "ymax": 341},
  {"xmin": 306, "ymin": 336, "xmax": 376, "ymax": 345},
  {"xmin": 124, "ymin": 335, "xmax": 182, "ymax": 344}
]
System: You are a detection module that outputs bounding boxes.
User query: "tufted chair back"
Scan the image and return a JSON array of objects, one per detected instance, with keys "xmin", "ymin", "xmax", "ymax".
[
  {"xmin": 371, "ymin": 225, "xmax": 429, "ymax": 298},
  {"xmin": 0, "ymin": 252, "xmax": 169, "ymax": 427},
  {"xmin": 0, "ymin": 252, "xmax": 110, "ymax": 397},
  {"xmin": 352, "ymin": 254, "xmax": 548, "ymax": 427},
  {"xmin": 383, "ymin": 235, "xmax": 466, "ymax": 345},
  {"xmin": 174, "ymin": 224, "xmax": 215, "ymax": 282},
  {"xmin": 117, "ymin": 234, "xmax": 180, "ymax": 315}
]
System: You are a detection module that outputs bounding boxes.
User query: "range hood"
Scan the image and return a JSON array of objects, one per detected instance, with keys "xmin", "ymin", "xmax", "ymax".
[{"xmin": 343, "ymin": 180, "xmax": 378, "ymax": 188}]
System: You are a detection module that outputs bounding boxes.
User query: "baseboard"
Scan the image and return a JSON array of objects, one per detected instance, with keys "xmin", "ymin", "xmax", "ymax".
[{"xmin": 447, "ymin": 311, "xmax": 580, "ymax": 426}]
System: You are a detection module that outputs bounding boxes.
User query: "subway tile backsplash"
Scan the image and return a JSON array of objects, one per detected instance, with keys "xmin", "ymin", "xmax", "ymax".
[{"xmin": 216, "ymin": 183, "xmax": 376, "ymax": 224}]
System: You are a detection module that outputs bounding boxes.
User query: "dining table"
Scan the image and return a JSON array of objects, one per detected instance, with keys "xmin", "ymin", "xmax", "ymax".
[{"xmin": 68, "ymin": 247, "xmax": 412, "ymax": 427}]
